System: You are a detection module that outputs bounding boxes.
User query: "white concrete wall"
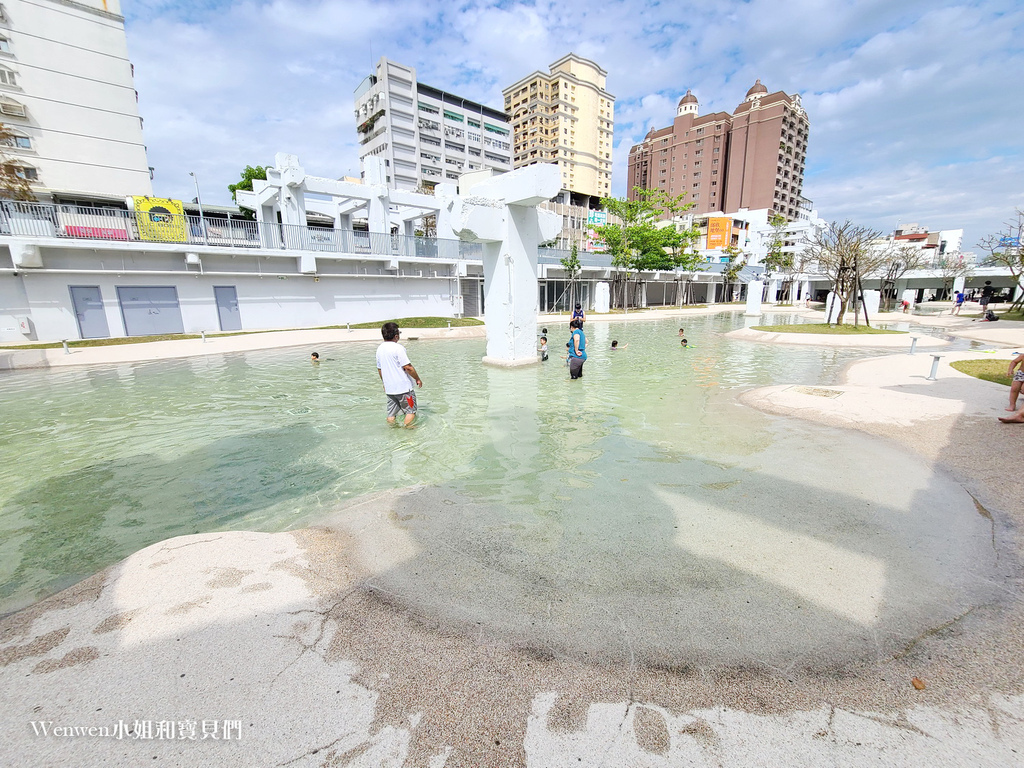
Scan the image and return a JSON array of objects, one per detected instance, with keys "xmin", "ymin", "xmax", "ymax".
[
  {"xmin": 1, "ymin": 238, "xmax": 460, "ymax": 342},
  {"xmin": 6, "ymin": 269, "xmax": 456, "ymax": 342},
  {"xmin": 6, "ymin": 0, "xmax": 152, "ymax": 200}
]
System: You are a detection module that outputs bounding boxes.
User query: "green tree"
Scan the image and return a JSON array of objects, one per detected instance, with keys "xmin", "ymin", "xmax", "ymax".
[
  {"xmin": 560, "ymin": 243, "xmax": 582, "ymax": 311},
  {"xmin": 721, "ymin": 245, "xmax": 746, "ymax": 302},
  {"xmin": 761, "ymin": 213, "xmax": 794, "ymax": 301},
  {"xmin": 596, "ymin": 188, "xmax": 701, "ymax": 311},
  {"xmin": 978, "ymin": 209, "xmax": 1024, "ymax": 313},
  {"xmin": 228, "ymin": 165, "xmax": 268, "ymax": 218}
]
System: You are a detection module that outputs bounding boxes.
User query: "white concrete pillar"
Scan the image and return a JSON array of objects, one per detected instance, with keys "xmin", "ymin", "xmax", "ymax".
[
  {"xmin": 744, "ymin": 280, "xmax": 764, "ymax": 316},
  {"xmin": 862, "ymin": 289, "xmax": 881, "ymax": 316},
  {"xmin": 451, "ymin": 164, "xmax": 561, "ymax": 366},
  {"xmin": 767, "ymin": 278, "xmax": 779, "ymax": 304},
  {"xmin": 802, "ymin": 280, "xmax": 811, "ymax": 303},
  {"xmin": 953, "ymin": 275, "xmax": 966, "ymax": 295},
  {"xmin": 595, "ymin": 282, "xmax": 610, "ymax": 313},
  {"xmin": 825, "ymin": 292, "xmax": 842, "ymax": 323}
]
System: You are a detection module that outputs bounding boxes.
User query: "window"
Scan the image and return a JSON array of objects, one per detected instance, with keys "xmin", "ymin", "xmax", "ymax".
[
  {"xmin": 0, "ymin": 97, "xmax": 24, "ymax": 117},
  {"xmin": 0, "ymin": 37, "xmax": 9, "ymax": 54},
  {"xmin": 443, "ymin": 109, "xmax": 464, "ymax": 123},
  {"xmin": 13, "ymin": 165, "xmax": 36, "ymax": 180},
  {"xmin": 0, "ymin": 67, "xmax": 15, "ymax": 87}
]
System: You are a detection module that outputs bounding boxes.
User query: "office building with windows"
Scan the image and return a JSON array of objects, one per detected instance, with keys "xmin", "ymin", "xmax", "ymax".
[
  {"xmin": 627, "ymin": 80, "xmax": 809, "ymax": 221},
  {"xmin": 0, "ymin": 0, "xmax": 152, "ymax": 203},
  {"xmin": 503, "ymin": 53, "xmax": 614, "ymax": 209},
  {"xmin": 354, "ymin": 57, "xmax": 512, "ymax": 192}
]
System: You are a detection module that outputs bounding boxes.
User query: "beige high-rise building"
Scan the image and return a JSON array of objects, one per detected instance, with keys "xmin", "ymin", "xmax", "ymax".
[{"xmin": 502, "ymin": 53, "xmax": 614, "ymax": 208}]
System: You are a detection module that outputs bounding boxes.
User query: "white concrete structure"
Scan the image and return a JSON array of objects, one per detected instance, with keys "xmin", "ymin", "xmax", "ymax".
[
  {"xmin": 0, "ymin": 0, "xmax": 152, "ymax": 203},
  {"xmin": 744, "ymin": 280, "xmax": 763, "ymax": 316},
  {"xmin": 883, "ymin": 223, "xmax": 965, "ymax": 267},
  {"xmin": 449, "ymin": 164, "xmax": 561, "ymax": 365},
  {"xmin": 354, "ymin": 58, "xmax": 512, "ymax": 193}
]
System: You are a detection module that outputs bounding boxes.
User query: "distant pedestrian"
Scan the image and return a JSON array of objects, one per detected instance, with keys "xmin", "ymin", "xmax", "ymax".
[
  {"xmin": 980, "ymin": 281, "xmax": 994, "ymax": 314},
  {"xmin": 568, "ymin": 318, "xmax": 587, "ymax": 379},
  {"xmin": 571, "ymin": 303, "xmax": 586, "ymax": 326},
  {"xmin": 375, "ymin": 322, "xmax": 422, "ymax": 428},
  {"xmin": 952, "ymin": 292, "xmax": 964, "ymax": 313}
]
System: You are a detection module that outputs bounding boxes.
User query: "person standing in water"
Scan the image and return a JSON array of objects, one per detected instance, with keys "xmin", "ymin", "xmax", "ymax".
[
  {"xmin": 568, "ymin": 318, "xmax": 587, "ymax": 379},
  {"xmin": 375, "ymin": 322, "xmax": 422, "ymax": 427},
  {"xmin": 571, "ymin": 303, "xmax": 586, "ymax": 326}
]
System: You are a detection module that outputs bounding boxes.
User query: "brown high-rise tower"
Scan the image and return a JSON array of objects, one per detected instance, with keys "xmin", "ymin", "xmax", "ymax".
[{"xmin": 627, "ymin": 80, "xmax": 809, "ymax": 220}]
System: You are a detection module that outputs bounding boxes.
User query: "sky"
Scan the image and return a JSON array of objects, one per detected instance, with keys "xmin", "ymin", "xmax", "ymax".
[{"xmin": 123, "ymin": 0, "xmax": 1024, "ymax": 251}]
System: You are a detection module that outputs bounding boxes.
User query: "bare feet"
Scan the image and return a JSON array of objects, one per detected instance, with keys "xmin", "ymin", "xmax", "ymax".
[
  {"xmin": 999, "ymin": 413, "xmax": 1024, "ymax": 423},
  {"xmin": 1006, "ymin": 406, "xmax": 1018, "ymax": 411}
]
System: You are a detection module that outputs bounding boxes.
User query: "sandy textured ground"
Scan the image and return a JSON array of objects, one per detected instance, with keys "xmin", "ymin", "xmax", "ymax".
[{"xmin": 2, "ymin": 309, "xmax": 1024, "ymax": 766}]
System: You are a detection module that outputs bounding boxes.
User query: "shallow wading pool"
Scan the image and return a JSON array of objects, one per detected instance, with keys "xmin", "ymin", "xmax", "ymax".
[{"xmin": 0, "ymin": 313, "xmax": 1002, "ymax": 668}]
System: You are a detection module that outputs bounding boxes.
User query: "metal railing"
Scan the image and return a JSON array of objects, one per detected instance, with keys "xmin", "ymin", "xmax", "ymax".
[
  {"xmin": 1, "ymin": 202, "xmax": 735, "ymax": 273},
  {"xmin": 0, "ymin": 201, "xmax": 486, "ymax": 260}
]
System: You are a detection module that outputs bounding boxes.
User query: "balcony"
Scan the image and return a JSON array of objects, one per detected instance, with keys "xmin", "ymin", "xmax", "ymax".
[{"xmin": 0, "ymin": 201, "xmax": 486, "ymax": 260}]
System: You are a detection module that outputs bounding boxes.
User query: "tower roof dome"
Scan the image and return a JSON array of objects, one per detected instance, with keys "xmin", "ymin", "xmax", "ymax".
[
  {"xmin": 746, "ymin": 79, "xmax": 768, "ymax": 98},
  {"xmin": 677, "ymin": 89, "xmax": 698, "ymax": 107}
]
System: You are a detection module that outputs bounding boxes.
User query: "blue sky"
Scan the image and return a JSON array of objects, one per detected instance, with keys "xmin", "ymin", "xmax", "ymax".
[{"xmin": 124, "ymin": 0, "xmax": 1023, "ymax": 250}]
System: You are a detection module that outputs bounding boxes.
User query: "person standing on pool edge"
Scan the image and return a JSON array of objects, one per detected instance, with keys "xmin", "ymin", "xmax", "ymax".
[
  {"xmin": 568, "ymin": 318, "xmax": 587, "ymax": 379},
  {"xmin": 376, "ymin": 322, "xmax": 422, "ymax": 427}
]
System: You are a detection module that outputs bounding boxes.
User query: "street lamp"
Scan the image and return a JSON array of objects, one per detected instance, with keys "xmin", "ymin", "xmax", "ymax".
[{"xmin": 188, "ymin": 171, "xmax": 207, "ymax": 245}]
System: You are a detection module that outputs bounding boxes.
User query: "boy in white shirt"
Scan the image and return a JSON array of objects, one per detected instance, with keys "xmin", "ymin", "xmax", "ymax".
[{"xmin": 375, "ymin": 322, "xmax": 423, "ymax": 427}]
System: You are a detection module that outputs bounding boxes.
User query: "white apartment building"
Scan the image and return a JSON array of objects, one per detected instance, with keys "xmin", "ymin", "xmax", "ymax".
[
  {"xmin": 882, "ymin": 223, "xmax": 967, "ymax": 265},
  {"xmin": 354, "ymin": 58, "xmax": 512, "ymax": 192},
  {"xmin": 0, "ymin": 0, "xmax": 152, "ymax": 203}
]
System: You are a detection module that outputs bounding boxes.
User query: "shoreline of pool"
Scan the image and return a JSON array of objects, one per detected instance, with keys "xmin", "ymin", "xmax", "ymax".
[{"xmin": 2, "ymin": 304, "xmax": 1021, "ymax": 372}]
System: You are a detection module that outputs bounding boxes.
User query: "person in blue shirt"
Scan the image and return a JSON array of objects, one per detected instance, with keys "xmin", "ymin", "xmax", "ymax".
[{"xmin": 568, "ymin": 318, "xmax": 587, "ymax": 379}]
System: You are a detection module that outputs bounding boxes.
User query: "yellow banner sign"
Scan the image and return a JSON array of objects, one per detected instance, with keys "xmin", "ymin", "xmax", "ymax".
[
  {"xmin": 706, "ymin": 217, "xmax": 730, "ymax": 250},
  {"xmin": 132, "ymin": 196, "xmax": 187, "ymax": 242}
]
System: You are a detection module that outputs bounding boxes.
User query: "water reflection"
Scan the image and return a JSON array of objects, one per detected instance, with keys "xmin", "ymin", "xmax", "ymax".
[{"xmin": 0, "ymin": 314, "xmax": 984, "ymax": 617}]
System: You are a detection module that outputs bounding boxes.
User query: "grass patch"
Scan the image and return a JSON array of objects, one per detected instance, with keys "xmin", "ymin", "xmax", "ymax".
[
  {"xmin": 997, "ymin": 311, "xmax": 1024, "ymax": 322},
  {"xmin": 751, "ymin": 323, "xmax": 903, "ymax": 335},
  {"xmin": 950, "ymin": 359, "xmax": 1013, "ymax": 386},
  {"xmin": 346, "ymin": 317, "xmax": 483, "ymax": 329},
  {"xmin": 0, "ymin": 317, "xmax": 482, "ymax": 349}
]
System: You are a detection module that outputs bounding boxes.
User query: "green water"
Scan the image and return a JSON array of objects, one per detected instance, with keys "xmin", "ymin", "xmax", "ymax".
[{"xmin": 0, "ymin": 313, "xmax": 967, "ymax": 617}]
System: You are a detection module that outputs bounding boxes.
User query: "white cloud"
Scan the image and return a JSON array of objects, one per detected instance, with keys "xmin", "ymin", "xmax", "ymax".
[{"xmin": 124, "ymin": 0, "xmax": 1024, "ymax": 246}]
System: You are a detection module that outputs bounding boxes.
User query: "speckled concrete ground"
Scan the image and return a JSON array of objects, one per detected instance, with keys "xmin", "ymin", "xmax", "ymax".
[{"xmin": 2, "ymin": 311, "xmax": 1024, "ymax": 767}]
